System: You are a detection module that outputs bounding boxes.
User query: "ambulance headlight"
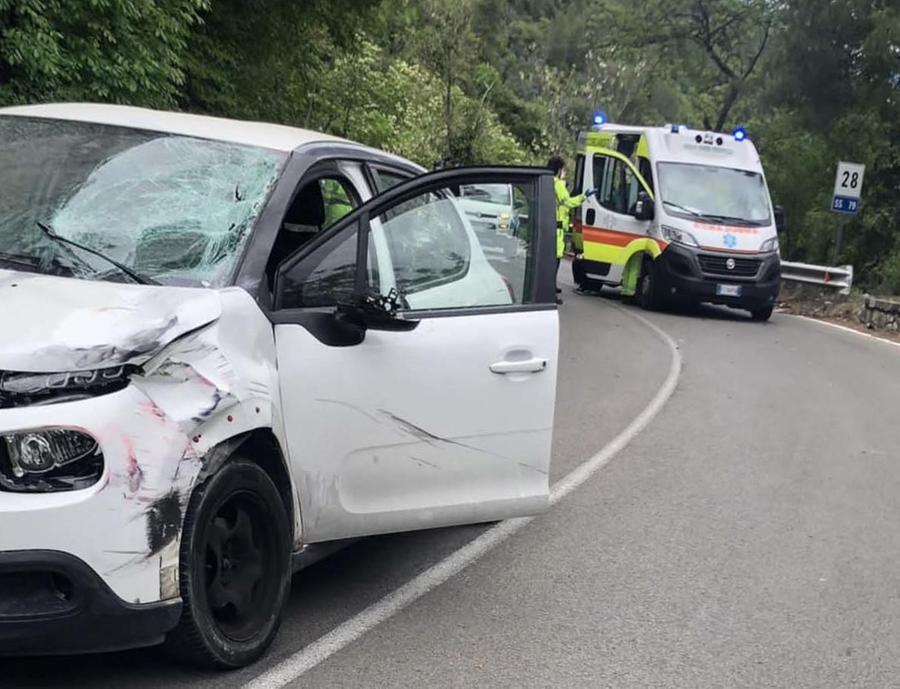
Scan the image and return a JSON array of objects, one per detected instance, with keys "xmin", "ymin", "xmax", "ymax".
[
  {"xmin": 760, "ymin": 237, "xmax": 779, "ymax": 253},
  {"xmin": 661, "ymin": 225, "xmax": 699, "ymax": 247}
]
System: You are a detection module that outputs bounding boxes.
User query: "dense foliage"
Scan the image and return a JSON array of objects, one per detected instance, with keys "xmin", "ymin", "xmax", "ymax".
[{"xmin": 1, "ymin": 0, "xmax": 897, "ymax": 290}]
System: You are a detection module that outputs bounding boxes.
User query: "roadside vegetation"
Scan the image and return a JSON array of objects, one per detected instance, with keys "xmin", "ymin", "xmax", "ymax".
[{"xmin": 0, "ymin": 0, "xmax": 897, "ymax": 291}]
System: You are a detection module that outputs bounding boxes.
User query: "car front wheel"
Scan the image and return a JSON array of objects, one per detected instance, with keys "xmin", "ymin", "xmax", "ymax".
[
  {"xmin": 165, "ymin": 458, "xmax": 291, "ymax": 669},
  {"xmin": 750, "ymin": 305, "xmax": 774, "ymax": 322},
  {"xmin": 638, "ymin": 257, "xmax": 664, "ymax": 311}
]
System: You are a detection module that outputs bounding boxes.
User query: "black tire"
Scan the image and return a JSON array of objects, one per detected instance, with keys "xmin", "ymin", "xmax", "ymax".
[
  {"xmin": 750, "ymin": 305, "xmax": 774, "ymax": 322},
  {"xmin": 165, "ymin": 458, "xmax": 291, "ymax": 669},
  {"xmin": 638, "ymin": 256, "xmax": 664, "ymax": 311}
]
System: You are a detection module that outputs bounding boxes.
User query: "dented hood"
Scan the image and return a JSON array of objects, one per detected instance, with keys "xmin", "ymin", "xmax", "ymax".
[{"xmin": 0, "ymin": 269, "xmax": 222, "ymax": 372}]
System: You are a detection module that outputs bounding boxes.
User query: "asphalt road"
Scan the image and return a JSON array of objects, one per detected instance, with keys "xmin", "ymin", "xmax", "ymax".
[{"xmin": 7, "ymin": 262, "xmax": 900, "ymax": 688}]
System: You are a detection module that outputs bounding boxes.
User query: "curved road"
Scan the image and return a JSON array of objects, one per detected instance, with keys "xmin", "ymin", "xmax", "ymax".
[{"xmin": 7, "ymin": 264, "xmax": 900, "ymax": 688}]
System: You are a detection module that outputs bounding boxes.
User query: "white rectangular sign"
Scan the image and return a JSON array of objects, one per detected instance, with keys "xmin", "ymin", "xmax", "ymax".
[
  {"xmin": 831, "ymin": 161, "xmax": 865, "ymax": 214},
  {"xmin": 833, "ymin": 161, "xmax": 865, "ymax": 200}
]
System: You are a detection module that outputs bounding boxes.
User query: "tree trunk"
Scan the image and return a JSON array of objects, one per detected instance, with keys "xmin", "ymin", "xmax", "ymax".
[
  {"xmin": 714, "ymin": 82, "xmax": 740, "ymax": 131},
  {"xmin": 444, "ymin": 60, "xmax": 453, "ymax": 163},
  {"xmin": 0, "ymin": 9, "xmax": 16, "ymax": 87}
]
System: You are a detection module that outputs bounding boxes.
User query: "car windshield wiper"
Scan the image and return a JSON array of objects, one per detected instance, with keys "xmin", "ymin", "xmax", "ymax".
[
  {"xmin": 662, "ymin": 200, "xmax": 702, "ymax": 217},
  {"xmin": 37, "ymin": 222, "xmax": 158, "ymax": 285},
  {"xmin": 0, "ymin": 252, "xmax": 42, "ymax": 270},
  {"xmin": 0, "ymin": 251, "xmax": 74, "ymax": 277},
  {"xmin": 697, "ymin": 213, "xmax": 763, "ymax": 226}
]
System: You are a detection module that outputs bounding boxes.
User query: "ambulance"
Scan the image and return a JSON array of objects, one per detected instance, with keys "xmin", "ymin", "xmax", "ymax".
[{"xmin": 570, "ymin": 120, "xmax": 783, "ymax": 320}]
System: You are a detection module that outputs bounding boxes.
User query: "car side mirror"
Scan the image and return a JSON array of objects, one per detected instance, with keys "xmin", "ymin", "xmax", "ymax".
[
  {"xmin": 774, "ymin": 205, "xmax": 786, "ymax": 233},
  {"xmin": 335, "ymin": 290, "xmax": 418, "ymax": 337},
  {"xmin": 633, "ymin": 191, "xmax": 654, "ymax": 221}
]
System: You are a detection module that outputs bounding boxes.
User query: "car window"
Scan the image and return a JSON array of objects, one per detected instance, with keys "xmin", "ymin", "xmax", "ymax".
[
  {"xmin": 371, "ymin": 168, "xmax": 412, "ymax": 193},
  {"xmin": 595, "ymin": 156, "xmax": 641, "ymax": 215},
  {"xmin": 370, "ymin": 181, "xmax": 541, "ymax": 311},
  {"xmin": 277, "ymin": 179, "xmax": 544, "ymax": 313},
  {"xmin": 378, "ymin": 195, "xmax": 472, "ymax": 296},
  {"xmin": 267, "ymin": 173, "xmax": 360, "ymax": 288},
  {"xmin": 320, "ymin": 178, "xmax": 356, "ymax": 228},
  {"xmin": 574, "ymin": 154, "xmax": 586, "ymax": 194},
  {"xmin": 638, "ymin": 157, "xmax": 654, "ymax": 194},
  {"xmin": 277, "ymin": 224, "xmax": 378, "ymax": 309}
]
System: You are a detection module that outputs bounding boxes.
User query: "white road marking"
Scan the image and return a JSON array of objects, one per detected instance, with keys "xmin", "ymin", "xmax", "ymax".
[
  {"xmin": 790, "ymin": 314, "xmax": 900, "ymax": 350},
  {"xmin": 245, "ymin": 303, "xmax": 682, "ymax": 689}
]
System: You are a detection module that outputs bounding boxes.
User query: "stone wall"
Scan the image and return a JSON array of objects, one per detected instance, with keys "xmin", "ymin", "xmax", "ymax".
[
  {"xmin": 777, "ymin": 283, "xmax": 900, "ymax": 335},
  {"xmin": 863, "ymin": 295, "xmax": 900, "ymax": 332}
]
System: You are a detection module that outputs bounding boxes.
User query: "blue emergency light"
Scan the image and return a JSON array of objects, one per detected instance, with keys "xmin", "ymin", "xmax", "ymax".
[
  {"xmin": 593, "ymin": 111, "xmax": 607, "ymax": 126},
  {"xmin": 732, "ymin": 125, "xmax": 748, "ymax": 142}
]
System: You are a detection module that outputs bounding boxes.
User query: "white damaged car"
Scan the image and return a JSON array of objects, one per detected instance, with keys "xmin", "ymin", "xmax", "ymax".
[{"xmin": 0, "ymin": 104, "xmax": 560, "ymax": 667}]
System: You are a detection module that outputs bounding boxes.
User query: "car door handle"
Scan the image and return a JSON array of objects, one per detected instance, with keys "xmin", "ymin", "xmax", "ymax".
[{"xmin": 489, "ymin": 358, "xmax": 548, "ymax": 374}]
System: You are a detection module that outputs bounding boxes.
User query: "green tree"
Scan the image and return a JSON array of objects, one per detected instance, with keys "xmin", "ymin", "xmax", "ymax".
[
  {"xmin": 598, "ymin": 0, "xmax": 777, "ymax": 131},
  {"xmin": 0, "ymin": 0, "xmax": 207, "ymax": 106},
  {"xmin": 757, "ymin": 0, "xmax": 899, "ymax": 289}
]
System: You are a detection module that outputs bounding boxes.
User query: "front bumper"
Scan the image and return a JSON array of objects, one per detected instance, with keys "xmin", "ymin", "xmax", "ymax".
[
  {"xmin": 657, "ymin": 242, "xmax": 781, "ymax": 309},
  {"xmin": 0, "ymin": 550, "xmax": 180, "ymax": 655},
  {"xmin": 0, "ymin": 385, "xmax": 204, "ymax": 608}
]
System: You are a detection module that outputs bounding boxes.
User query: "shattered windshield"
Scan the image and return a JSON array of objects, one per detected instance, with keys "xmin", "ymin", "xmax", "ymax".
[
  {"xmin": 657, "ymin": 162, "xmax": 771, "ymax": 226},
  {"xmin": 0, "ymin": 116, "xmax": 286, "ymax": 286}
]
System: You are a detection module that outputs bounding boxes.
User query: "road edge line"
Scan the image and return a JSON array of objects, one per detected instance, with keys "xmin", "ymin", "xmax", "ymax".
[
  {"xmin": 790, "ymin": 314, "xmax": 900, "ymax": 350},
  {"xmin": 244, "ymin": 303, "xmax": 682, "ymax": 689}
]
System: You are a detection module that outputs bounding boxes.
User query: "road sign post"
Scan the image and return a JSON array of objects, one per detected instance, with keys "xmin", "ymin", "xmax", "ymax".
[{"xmin": 830, "ymin": 161, "xmax": 864, "ymax": 263}]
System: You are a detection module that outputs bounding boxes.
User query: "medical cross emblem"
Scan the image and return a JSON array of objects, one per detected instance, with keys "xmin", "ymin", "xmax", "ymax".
[{"xmin": 723, "ymin": 233, "xmax": 737, "ymax": 249}]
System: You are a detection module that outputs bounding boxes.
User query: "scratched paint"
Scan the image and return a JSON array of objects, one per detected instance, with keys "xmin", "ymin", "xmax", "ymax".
[{"xmin": 0, "ymin": 278, "xmax": 288, "ymax": 604}]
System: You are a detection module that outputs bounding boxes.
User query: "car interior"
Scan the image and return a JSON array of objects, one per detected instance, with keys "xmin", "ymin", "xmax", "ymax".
[{"xmin": 266, "ymin": 175, "xmax": 357, "ymax": 288}]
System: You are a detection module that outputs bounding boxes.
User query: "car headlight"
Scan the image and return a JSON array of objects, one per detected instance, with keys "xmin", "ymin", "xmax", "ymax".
[
  {"xmin": 0, "ymin": 366, "xmax": 135, "ymax": 408},
  {"xmin": 760, "ymin": 236, "xmax": 779, "ymax": 253},
  {"xmin": 0, "ymin": 428, "xmax": 103, "ymax": 493},
  {"xmin": 661, "ymin": 225, "xmax": 699, "ymax": 247},
  {"xmin": 498, "ymin": 212, "xmax": 511, "ymax": 230}
]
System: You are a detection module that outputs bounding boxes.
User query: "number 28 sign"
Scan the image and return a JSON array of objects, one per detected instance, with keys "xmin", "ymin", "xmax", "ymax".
[{"xmin": 832, "ymin": 161, "xmax": 865, "ymax": 214}]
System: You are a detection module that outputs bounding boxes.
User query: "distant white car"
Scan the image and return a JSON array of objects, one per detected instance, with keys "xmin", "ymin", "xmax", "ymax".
[
  {"xmin": 457, "ymin": 183, "xmax": 522, "ymax": 258},
  {"xmin": 0, "ymin": 104, "xmax": 560, "ymax": 667}
]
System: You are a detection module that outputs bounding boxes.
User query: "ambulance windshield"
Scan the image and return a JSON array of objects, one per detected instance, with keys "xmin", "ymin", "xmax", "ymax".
[{"xmin": 657, "ymin": 163, "xmax": 771, "ymax": 226}]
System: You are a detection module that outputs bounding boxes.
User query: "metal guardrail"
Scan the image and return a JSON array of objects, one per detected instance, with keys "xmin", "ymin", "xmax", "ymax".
[{"xmin": 780, "ymin": 261, "xmax": 854, "ymax": 295}]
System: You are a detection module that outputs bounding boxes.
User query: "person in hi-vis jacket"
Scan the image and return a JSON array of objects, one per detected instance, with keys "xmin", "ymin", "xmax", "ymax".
[{"xmin": 547, "ymin": 156, "xmax": 595, "ymax": 304}]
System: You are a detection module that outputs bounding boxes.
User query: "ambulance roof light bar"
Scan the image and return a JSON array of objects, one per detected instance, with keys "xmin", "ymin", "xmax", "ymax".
[
  {"xmin": 732, "ymin": 125, "xmax": 748, "ymax": 142},
  {"xmin": 593, "ymin": 111, "xmax": 607, "ymax": 126}
]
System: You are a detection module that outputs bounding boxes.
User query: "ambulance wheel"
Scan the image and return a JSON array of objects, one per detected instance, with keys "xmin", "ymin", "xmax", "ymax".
[
  {"xmin": 638, "ymin": 256, "xmax": 664, "ymax": 311},
  {"xmin": 750, "ymin": 305, "xmax": 774, "ymax": 322},
  {"xmin": 165, "ymin": 458, "xmax": 291, "ymax": 669}
]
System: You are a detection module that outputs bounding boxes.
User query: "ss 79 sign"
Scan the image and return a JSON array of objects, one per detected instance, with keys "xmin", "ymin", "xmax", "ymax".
[{"xmin": 832, "ymin": 161, "xmax": 865, "ymax": 214}]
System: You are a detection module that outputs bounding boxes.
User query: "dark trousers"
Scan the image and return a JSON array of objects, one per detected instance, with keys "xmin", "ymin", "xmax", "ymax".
[{"xmin": 572, "ymin": 255, "xmax": 585, "ymax": 286}]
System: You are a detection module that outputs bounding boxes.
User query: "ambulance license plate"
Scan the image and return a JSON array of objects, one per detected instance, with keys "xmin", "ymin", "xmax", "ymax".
[{"xmin": 716, "ymin": 284, "xmax": 742, "ymax": 297}]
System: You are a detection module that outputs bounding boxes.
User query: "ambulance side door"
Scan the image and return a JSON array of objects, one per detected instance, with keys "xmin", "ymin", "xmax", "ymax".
[{"xmin": 581, "ymin": 151, "xmax": 654, "ymax": 281}]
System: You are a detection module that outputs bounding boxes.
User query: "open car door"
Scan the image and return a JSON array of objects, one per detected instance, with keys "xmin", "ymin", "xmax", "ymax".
[{"xmin": 271, "ymin": 167, "xmax": 559, "ymax": 542}]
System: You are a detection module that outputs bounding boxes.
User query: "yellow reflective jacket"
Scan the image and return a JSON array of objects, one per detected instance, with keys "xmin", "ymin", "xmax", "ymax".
[{"xmin": 554, "ymin": 176, "xmax": 585, "ymax": 258}]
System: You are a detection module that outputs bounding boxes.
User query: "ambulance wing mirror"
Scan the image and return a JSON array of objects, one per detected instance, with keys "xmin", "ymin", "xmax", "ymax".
[
  {"xmin": 774, "ymin": 205, "xmax": 787, "ymax": 233},
  {"xmin": 633, "ymin": 191, "xmax": 654, "ymax": 221}
]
